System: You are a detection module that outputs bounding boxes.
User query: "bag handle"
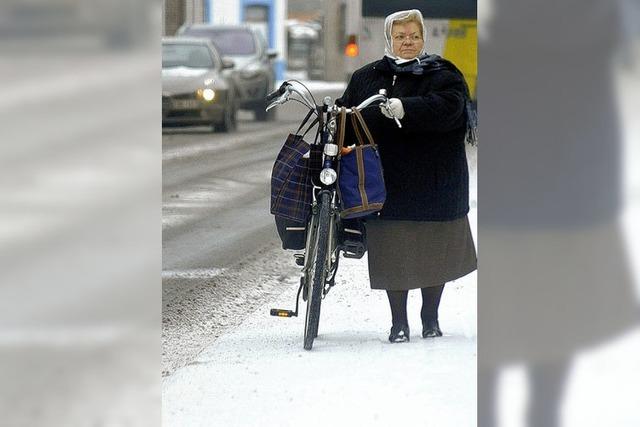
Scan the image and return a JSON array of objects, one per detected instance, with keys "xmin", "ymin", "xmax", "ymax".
[
  {"xmin": 295, "ymin": 109, "xmax": 317, "ymax": 136},
  {"xmin": 350, "ymin": 108, "xmax": 376, "ymax": 146},
  {"xmin": 336, "ymin": 107, "xmax": 347, "ymax": 150},
  {"xmin": 316, "ymin": 105, "xmax": 324, "ymax": 142},
  {"xmin": 302, "ymin": 116, "xmax": 319, "ymax": 137},
  {"xmin": 350, "ymin": 113, "xmax": 365, "ymax": 146}
]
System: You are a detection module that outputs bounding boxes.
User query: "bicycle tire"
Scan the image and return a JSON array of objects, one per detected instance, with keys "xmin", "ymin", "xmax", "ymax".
[{"xmin": 303, "ymin": 192, "xmax": 331, "ymax": 350}]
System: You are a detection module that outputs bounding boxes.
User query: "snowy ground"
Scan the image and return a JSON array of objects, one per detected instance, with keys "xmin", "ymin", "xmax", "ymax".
[{"xmin": 163, "ymin": 248, "xmax": 478, "ymax": 427}]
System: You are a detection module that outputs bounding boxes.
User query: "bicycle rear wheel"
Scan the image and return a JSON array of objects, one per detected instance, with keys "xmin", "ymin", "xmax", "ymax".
[{"xmin": 303, "ymin": 192, "xmax": 331, "ymax": 350}]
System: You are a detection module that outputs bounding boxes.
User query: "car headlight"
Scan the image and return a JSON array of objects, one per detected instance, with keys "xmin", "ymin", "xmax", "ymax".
[
  {"xmin": 319, "ymin": 168, "xmax": 337, "ymax": 185},
  {"xmin": 197, "ymin": 88, "xmax": 216, "ymax": 102}
]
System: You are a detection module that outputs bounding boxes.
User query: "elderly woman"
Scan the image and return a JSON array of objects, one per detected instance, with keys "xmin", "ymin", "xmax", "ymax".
[{"xmin": 337, "ymin": 9, "xmax": 477, "ymax": 342}]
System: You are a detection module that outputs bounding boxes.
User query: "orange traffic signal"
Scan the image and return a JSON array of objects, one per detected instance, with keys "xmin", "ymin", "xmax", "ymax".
[{"xmin": 345, "ymin": 34, "xmax": 359, "ymax": 57}]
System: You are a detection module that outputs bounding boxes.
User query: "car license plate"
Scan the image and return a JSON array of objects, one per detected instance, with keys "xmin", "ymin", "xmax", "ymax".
[{"xmin": 173, "ymin": 99, "xmax": 200, "ymax": 109}]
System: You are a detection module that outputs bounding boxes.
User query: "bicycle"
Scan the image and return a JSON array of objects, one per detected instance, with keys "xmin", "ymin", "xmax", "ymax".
[{"xmin": 267, "ymin": 80, "xmax": 401, "ymax": 350}]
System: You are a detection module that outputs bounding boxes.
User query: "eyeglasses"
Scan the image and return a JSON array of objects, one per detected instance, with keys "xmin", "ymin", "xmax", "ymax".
[{"xmin": 392, "ymin": 33, "xmax": 422, "ymax": 43}]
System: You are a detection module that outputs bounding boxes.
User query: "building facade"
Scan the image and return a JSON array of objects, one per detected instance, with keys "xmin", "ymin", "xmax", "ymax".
[{"xmin": 163, "ymin": 0, "xmax": 207, "ymax": 36}]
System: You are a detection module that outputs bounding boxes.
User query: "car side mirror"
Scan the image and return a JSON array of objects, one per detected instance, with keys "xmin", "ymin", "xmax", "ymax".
[
  {"xmin": 222, "ymin": 58, "xmax": 235, "ymax": 69},
  {"xmin": 267, "ymin": 50, "xmax": 278, "ymax": 60}
]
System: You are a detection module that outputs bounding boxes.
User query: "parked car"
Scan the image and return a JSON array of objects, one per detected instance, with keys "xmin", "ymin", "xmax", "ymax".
[
  {"xmin": 178, "ymin": 24, "xmax": 278, "ymax": 121},
  {"xmin": 162, "ymin": 37, "xmax": 237, "ymax": 132}
]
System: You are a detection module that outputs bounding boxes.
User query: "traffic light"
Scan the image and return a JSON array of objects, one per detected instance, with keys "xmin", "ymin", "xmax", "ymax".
[{"xmin": 345, "ymin": 34, "xmax": 359, "ymax": 57}]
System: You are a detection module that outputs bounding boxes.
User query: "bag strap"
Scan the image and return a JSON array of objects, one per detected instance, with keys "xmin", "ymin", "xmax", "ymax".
[
  {"xmin": 301, "ymin": 116, "xmax": 319, "ymax": 137},
  {"xmin": 350, "ymin": 109, "xmax": 376, "ymax": 146},
  {"xmin": 295, "ymin": 109, "xmax": 315, "ymax": 135},
  {"xmin": 316, "ymin": 105, "xmax": 324, "ymax": 142},
  {"xmin": 313, "ymin": 118, "xmax": 321, "ymax": 144},
  {"xmin": 336, "ymin": 107, "xmax": 347, "ymax": 150},
  {"xmin": 350, "ymin": 113, "xmax": 365, "ymax": 146}
]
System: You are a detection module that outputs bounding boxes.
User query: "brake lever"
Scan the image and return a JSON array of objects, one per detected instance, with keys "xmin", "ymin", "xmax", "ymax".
[{"xmin": 265, "ymin": 99, "xmax": 282, "ymax": 112}]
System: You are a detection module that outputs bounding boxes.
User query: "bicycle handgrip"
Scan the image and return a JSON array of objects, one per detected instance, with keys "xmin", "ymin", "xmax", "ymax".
[{"xmin": 265, "ymin": 82, "xmax": 288, "ymax": 103}]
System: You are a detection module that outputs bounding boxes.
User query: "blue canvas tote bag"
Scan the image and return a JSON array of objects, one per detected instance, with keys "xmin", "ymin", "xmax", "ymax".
[
  {"xmin": 336, "ymin": 108, "xmax": 386, "ymax": 219},
  {"xmin": 270, "ymin": 110, "xmax": 318, "ymax": 223}
]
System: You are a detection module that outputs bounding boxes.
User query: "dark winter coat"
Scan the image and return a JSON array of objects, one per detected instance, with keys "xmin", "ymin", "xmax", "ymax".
[{"xmin": 336, "ymin": 55, "xmax": 471, "ymax": 222}]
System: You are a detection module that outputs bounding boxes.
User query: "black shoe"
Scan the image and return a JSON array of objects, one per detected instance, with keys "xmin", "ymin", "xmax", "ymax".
[
  {"xmin": 422, "ymin": 319, "xmax": 443, "ymax": 338},
  {"xmin": 388, "ymin": 325, "xmax": 410, "ymax": 343}
]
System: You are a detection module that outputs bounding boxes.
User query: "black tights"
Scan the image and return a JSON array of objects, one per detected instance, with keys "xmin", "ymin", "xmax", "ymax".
[{"xmin": 386, "ymin": 285, "xmax": 445, "ymax": 327}]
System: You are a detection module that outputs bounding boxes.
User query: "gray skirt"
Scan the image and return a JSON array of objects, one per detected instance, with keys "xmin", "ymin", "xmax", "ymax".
[{"xmin": 366, "ymin": 216, "xmax": 477, "ymax": 290}]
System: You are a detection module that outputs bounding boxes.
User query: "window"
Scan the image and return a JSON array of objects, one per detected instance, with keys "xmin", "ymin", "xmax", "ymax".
[{"xmin": 162, "ymin": 44, "xmax": 215, "ymax": 69}]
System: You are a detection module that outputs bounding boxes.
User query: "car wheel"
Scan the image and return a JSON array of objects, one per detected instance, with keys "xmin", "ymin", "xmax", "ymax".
[
  {"xmin": 254, "ymin": 103, "xmax": 276, "ymax": 121},
  {"xmin": 254, "ymin": 81, "xmax": 276, "ymax": 121},
  {"xmin": 214, "ymin": 99, "xmax": 238, "ymax": 133}
]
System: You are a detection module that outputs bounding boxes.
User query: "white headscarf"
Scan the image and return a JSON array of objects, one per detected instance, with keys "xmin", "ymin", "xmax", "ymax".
[{"xmin": 383, "ymin": 9, "xmax": 428, "ymax": 64}]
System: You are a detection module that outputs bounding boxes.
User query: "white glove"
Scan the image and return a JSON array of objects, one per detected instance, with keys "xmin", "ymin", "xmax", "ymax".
[{"xmin": 380, "ymin": 98, "xmax": 405, "ymax": 120}]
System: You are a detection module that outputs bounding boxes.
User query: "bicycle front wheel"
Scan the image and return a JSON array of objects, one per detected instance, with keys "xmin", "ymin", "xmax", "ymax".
[{"xmin": 303, "ymin": 191, "xmax": 332, "ymax": 350}]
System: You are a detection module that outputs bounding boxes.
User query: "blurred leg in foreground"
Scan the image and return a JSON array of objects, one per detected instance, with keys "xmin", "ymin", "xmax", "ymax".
[
  {"xmin": 526, "ymin": 360, "xmax": 570, "ymax": 427},
  {"xmin": 479, "ymin": 0, "xmax": 639, "ymax": 425}
]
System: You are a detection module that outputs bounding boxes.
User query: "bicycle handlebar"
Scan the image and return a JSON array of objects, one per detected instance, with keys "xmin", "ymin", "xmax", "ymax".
[
  {"xmin": 265, "ymin": 81, "xmax": 402, "ymax": 128},
  {"xmin": 265, "ymin": 82, "xmax": 288, "ymax": 104}
]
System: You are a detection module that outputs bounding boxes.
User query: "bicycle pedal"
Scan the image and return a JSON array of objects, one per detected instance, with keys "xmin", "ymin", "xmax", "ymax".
[
  {"xmin": 294, "ymin": 254, "xmax": 305, "ymax": 266},
  {"xmin": 270, "ymin": 308, "xmax": 297, "ymax": 317},
  {"xmin": 341, "ymin": 241, "xmax": 366, "ymax": 259}
]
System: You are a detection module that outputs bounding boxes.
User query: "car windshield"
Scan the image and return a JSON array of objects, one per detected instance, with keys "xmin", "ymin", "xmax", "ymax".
[
  {"xmin": 183, "ymin": 28, "xmax": 256, "ymax": 56},
  {"xmin": 162, "ymin": 44, "xmax": 214, "ymax": 68}
]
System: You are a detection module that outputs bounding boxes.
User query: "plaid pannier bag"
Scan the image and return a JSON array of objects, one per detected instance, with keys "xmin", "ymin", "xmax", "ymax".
[{"xmin": 270, "ymin": 110, "xmax": 319, "ymax": 223}]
